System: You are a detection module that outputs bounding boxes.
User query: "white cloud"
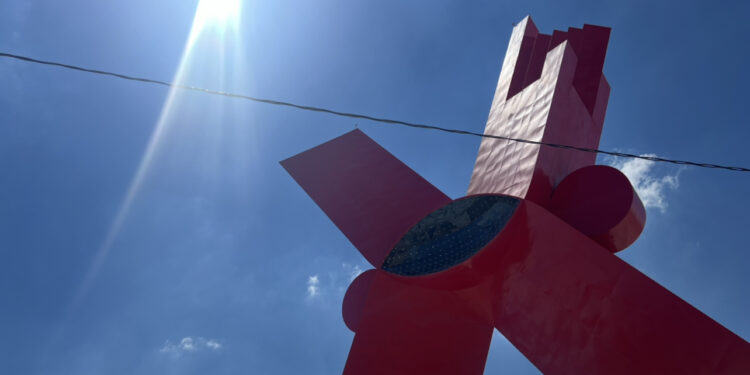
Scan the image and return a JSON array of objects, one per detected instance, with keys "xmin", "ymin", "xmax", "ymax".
[
  {"xmin": 205, "ymin": 339, "xmax": 222, "ymax": 350},
  {"xmin": 305, "ymin": 264, "xmax": 369, "ymax": 300},
  {"xmin": 160, "ymin": 337, "xmax": 223, "ymax": 355},
  {"xmin": 608, "ymin": 154, "xmax": 681, "ymax": 213},
  {"xmin": 307, "ymin": 275, "xmax": 320, "ymax": 297},
  {"xmin": 179, "ymin": 337, "xmax": 197, "ymax": 352},
  {"xmin": 342, "ymin": 263, "xmax": 364, "ymax": 282}
]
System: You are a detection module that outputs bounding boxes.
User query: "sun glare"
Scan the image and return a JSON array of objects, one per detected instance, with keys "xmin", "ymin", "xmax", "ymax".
[
  {"xmin": 58, "ymin": 0, "xmax": 246, "ymax": 336},
  {"xmin": 195, "ymin": 0, "xmax": 241, "ymax": 28}
]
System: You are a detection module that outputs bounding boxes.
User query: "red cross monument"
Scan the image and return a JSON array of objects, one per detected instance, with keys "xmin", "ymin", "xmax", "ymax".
[{"xmin": 281, "ymin": 16, "xmax": 750, "ymax": 375}]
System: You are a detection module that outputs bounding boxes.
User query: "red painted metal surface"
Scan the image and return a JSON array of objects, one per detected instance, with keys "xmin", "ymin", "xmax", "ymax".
[
  {"xmin": 342, "ymin": 269, "xmax": 376, "ymax": 332},
  {"xmin": 468, "ymin": 17, "xmax": 610, "ymax": 209},
  {"xmin": 343, "ymin": 269, "xmax": 494, "ymax": 375},
  {"xmin": 337, "ymin": 197, "xmax": 749, "ymax": 374},
  {"xmin": 491, "ymin": 200, "xmax": 750, "ymax": 374},
  {"xmin": 549, "ymin": 165, "xmax": 645, "ymax": 252},
  {"xmin": 281, "ymin": 129, "xmax": 451, "ymax": 267},
  {"xmin": 282, "ymin": 16, "xmax": 750, "ymax": 375}
]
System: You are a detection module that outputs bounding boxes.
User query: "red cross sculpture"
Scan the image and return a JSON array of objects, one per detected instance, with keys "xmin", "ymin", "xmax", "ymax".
[{"xmin": 281, "ymin": 17, "xmax": 750, "ymax": 375}]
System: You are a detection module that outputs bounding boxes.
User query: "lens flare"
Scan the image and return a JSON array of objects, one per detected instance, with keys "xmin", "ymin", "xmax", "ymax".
[{"xmin": 49, "ymin": 0, "xmax": 247, "ymax": 350}]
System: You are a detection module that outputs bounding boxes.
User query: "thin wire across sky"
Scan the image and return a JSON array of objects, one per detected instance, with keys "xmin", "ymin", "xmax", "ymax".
[{"xmin": 0, "ymin": 51, "xmax": 747, "ymax": 173}]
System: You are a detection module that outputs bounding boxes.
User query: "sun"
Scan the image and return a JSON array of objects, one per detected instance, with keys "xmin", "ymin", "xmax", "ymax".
[{"xmin": 194, "ymin": 0, "xmax": 240, "ymax": 28}]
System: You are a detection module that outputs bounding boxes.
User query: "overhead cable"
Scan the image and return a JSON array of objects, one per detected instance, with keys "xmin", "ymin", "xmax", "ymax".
[{"xmin": 1, "ymin": 51, "xmax": 747, "ymax": 173}]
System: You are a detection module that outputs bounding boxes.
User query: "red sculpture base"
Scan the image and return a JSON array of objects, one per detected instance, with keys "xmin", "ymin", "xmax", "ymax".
[{"xmin": 342, "ymin": 197, "xmax": 749, "ymax": 375}]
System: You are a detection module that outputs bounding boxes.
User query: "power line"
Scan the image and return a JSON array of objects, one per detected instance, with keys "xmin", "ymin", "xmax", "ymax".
[{"xmin": 1, "ymin": 51, "xmax": 748, "ymax": 173}]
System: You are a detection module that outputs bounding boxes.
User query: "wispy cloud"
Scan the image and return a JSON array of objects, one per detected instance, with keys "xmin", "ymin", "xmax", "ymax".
[
  {"xmin": 160, "ymin": 337, "xmax": 223, "ymax": 355},
  {"xmin": 205, "ymin": 339, "xmax": 222, "ymax": 350},
  {"xmin": 307, "ymin": 275, "xmax": 320, "ymax": 297},
  {"xmin": 608, "ymin": 154, "xmax": 681, "ymax": 213},
  {"xmin": 342, "ymin": 263, "xmax": 364, "ymax": 282},
  {"xmin": 305, "ymin": 263, "xmax": 368, "ymax": 300}
]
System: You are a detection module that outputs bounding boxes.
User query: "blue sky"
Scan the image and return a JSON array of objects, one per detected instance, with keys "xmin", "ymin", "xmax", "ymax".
[{"xmin": 0, "ymin": 1, "xmax": 748, "ymax": 374}]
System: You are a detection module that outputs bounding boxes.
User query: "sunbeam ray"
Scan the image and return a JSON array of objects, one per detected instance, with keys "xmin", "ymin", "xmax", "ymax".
[{"xmin": 43, "ymin": 1, "xmax": 246, "ymax": 359}]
